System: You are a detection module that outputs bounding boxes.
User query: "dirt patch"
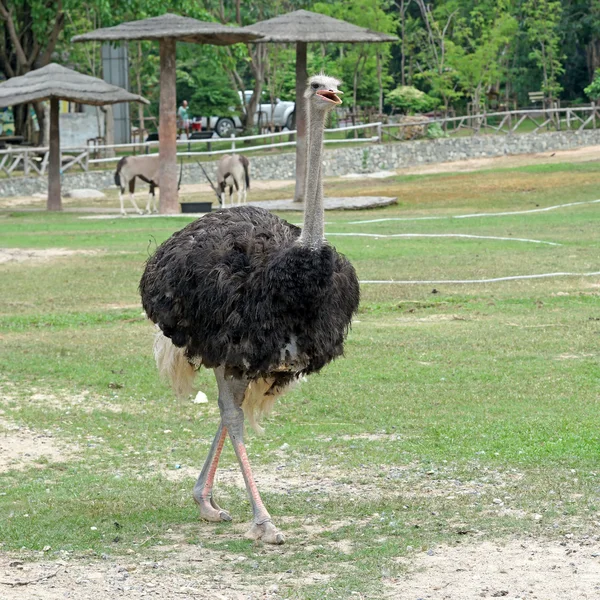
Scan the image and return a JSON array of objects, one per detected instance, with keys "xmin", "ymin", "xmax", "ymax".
[
  {"xmin": 181, "ymin": 180, "xmax": 293, "ymax": 195},
  {"xmin": 0, "ymin": 248, "xmax": 100, "ymax": 264},
  {"xmin": 397, "ymin": 145, "xmax": 600, "ymax": 176},
  {"xmin": 0, "ymin": 418, "xmax": 70, "ymax": 472},
  {"xmin": 385, "ymin": 537, "xmax": 600, "ymax": 599},
  {"xmin": 0, "ymin": 547, "xmax": 285, "ymax": 600}
]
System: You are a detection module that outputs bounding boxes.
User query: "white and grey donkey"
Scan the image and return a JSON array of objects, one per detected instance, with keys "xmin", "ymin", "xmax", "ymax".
[{"xmin": 199, "ymin": 154, "xmax": 250, "ymax": 208}]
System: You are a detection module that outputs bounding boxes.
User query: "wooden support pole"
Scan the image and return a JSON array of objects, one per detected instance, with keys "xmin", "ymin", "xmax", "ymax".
[
  {"xmin": 158, "ymin": 38, "xmax": 179, "ymax": 214},
  {"xmin": 293, "ymin": 41, "xmax": 308, "ymax": 204},
  {"xmin": 47, "ymin": 97, "xmax": 62, "ymax": 211}
]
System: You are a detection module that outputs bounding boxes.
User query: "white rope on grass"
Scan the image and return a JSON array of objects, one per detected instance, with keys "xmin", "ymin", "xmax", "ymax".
[
  {"xmin": 360, "ymin": 271, "xmax": 600, "ymax": 285},
  {"xmin": 348, "ymin": 198, "xmax": 600, "ymax": 224},
  {"xmin": 327, "ymin": 232, "xmax": 561, "ymax": 246}
]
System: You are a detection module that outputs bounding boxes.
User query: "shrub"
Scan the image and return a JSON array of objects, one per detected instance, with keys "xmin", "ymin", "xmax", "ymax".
[
  {"xmin": 385, "ymin": 86, "xmax": 439, "ymax": 115},
  {"xmin": 584, "ymin": 69, "xmax": 600, "ymax": 101},
  {"xmin": 426, "ymin": 122, "xmax": 448, "ymax": 139}
]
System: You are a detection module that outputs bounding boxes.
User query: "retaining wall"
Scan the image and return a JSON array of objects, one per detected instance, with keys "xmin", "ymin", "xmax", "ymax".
[{"xmin": 2, "ymin": 129, "xmax": 600, "ymax": 198}]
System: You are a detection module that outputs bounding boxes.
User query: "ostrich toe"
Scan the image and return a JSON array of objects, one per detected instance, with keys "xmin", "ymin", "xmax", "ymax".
[
  {"xmin": 245, "ymin": 520, "xmax": 285, "ymax": 545},
  {"xmin": 195, "ymin": 497, "xmax": 231, "ymax": 522}
]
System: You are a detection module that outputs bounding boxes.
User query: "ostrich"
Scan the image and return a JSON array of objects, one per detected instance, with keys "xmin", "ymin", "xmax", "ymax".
[{"xmin": 139, "ymin": 75, "xmax": 359, "ymax": 544}]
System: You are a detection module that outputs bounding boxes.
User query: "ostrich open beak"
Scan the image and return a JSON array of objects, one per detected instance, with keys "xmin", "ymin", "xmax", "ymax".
[{"xmin": 316, "ymin": 90, "xmax": 343, "ymax": 105}]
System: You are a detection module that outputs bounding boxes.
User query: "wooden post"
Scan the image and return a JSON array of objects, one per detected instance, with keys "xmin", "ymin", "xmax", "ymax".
[
  {"xmin": 47, "ymin": 98, "xmax": 62, "ymax": 211},
  {"xmin": 158, "ymin": 38, "xmax": 179, "ymax": 214},
  {"xmin": 293, "ymin": 41, "xmax": 308, "ymax": 203}
]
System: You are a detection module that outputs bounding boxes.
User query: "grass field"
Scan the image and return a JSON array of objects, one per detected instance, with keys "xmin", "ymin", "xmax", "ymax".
[{"xmin": 0, "ymin": 160, "xmax": 599, "ymax": 599}]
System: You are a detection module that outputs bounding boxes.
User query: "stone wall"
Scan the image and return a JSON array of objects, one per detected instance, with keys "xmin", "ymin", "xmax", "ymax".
[{"xmin": 2, "ymin": 129, "xmax": 600, "ymax": 198}]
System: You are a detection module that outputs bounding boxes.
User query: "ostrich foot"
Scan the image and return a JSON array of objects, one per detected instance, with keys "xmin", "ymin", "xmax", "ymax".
[
  {"xmin": 245, "ymin": 520, "xmax": 285, "ymax": 545},
  {"xmin": 194, "ymin": 496, "xmax": 231, "ymax": 522}
]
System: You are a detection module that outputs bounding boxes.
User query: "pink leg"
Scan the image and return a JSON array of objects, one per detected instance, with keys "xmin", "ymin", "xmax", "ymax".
[
  {"xmin": 193, "ymin": 423, "xmax": 231, "ymax": 522},
  {"xmin": 215, "ymin": 366, "xmax": 285, "ymax": 544},
  {"xmin": 229, "ymin": 436, "xmax": 285, "ymax": 544}
]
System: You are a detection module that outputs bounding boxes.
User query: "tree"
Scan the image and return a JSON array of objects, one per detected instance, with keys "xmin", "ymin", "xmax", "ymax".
[
  {"xmin": 453, "ymin": 3, "xmax": 517, "ymax": 113},
  {"xmin": 523, "ymin": 0, "xmax": 565, "ymax": 103},
  {"xmin": 385, "ymin": 85, "xmax": 439, "ymax": 113},
  {"xmin": 413, "ymin": 0, "xmax": 462, "ymax": 114},
  {"xmin": 313, "ymin": 0, "xmax": 397, "ymax": 122},
  {"xmin": 0, "ymin": 1, "xmax": 66, "ymax": 137}
]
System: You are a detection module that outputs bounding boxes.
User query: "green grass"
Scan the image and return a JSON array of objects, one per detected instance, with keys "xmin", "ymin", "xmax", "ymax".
[{"xmin": 1, "ymin": 160, "xmax": 599, "ymax": 598}]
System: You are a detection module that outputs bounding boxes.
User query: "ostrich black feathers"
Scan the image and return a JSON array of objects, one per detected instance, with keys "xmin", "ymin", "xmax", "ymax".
[{"xmin": 139, "ymin": 205, "xmax": 360, "ymax": 385}]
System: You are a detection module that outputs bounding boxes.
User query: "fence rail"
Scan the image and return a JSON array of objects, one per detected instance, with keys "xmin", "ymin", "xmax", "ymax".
[
  {"xmin": 0, "ymin": 122, "xmax": 382, "ymax": 177},
  {"xmin": 381, "ymin": 105, "xmax": 600, "ymax": 141},
  {"xmin": 1, "ymin": 105, "xmax": 599, "ymax": 178}
]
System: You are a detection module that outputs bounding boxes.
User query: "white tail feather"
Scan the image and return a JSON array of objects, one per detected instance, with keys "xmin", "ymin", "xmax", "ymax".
[
  {"xmin": 153, "ymin": 331, "xmax": 196, "ymax": 398},
  {"xmin": 152, "ymin": 330, "xmax": 297, "ymax": 433}
]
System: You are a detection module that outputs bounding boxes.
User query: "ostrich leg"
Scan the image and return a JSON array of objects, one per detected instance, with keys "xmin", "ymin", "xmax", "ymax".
[
  {"xmin": 215, "ymin": 367, "xmax": 285, "ymax": 545},
  {"xmin": 193, "ymin": 422, "xmax": 231, "ymax": 522}
]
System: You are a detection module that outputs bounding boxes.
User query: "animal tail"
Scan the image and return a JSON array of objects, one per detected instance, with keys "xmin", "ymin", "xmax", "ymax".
[
  {"xmin": 153, "ymin": 328, "xmax": 295, "ymax": 434},
  {"xmin": 153, "ymin": 329, "xmax": 196, "ymax": 398},
  {"xmin": 240, "ymin": 155, "xmax": 250, "ymax": 190},
  {"xmin": 242, "ymin": 378, "xmax": 296, "ymax": 434},
  {"xmin": 114, "ymin": 156, "xmax": 127, "ymax": 191}
]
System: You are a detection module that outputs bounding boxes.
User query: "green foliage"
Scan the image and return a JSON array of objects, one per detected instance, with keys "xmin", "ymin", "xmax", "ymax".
[
  {"xmin": 426, "ymin": 121, "xmax": 448, "ymax": 138},
  {"xmin": 385, "ymin": 85, "xmax": 439, "ymax": 114},
  {"xmin": 522, "ymin": 0, "xmax": 565, "ymax": 100},
  {"xmin": 175, "ymin": 45, "xmax": 240, "ymax": 118},
  {"xmin": 584, "ymin": 69, "xmax": 600, "ymax": 100},
  {"xmin": 453, "ymin": 3, "xmax": 518, "ymax": 111}
]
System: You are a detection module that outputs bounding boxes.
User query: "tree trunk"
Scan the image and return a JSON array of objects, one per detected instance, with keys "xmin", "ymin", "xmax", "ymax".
[
  {"xmin": 399, "ymin": 0, "xmax": 407, "ymax": 86},
  {"xmin": 242, "ymin": 45, "xmax": 266, "ymax": 137},
  {"xmin": 47, "ymin": 98, "xmax": 62, "ymax": 211},
  {"xmin": 376, "ymin": 52, "xmax": 383, "ymax": 116},
  {"xmin": 158, "ymin": 38, "xmax": 179, "ymax": 214},
  {"xmin": 293, "ymin": 42, "xmax": 308, "ymax": 203},
  {"xmin": 586, "ymin": 38, "xmax": 600, "ymax": 80},
  {"xmin": 104, "ymin": 105, "xmax": 115, "ymax": 158},
  {"xmin": 137, "ymin": 42, "xmax": 145, "ymax": 141}
]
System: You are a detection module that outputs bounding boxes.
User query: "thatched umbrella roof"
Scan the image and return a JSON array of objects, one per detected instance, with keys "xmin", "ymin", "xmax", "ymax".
[
  {"xmin": 73, "ymin": 13, "xmax": 262, "ymax": 214},
  {"xmin": 241, "ymin": 9, "xmax": 397, "ymax": 44},
  {"xmin": 0, "ymin": 63, "xmax": 148, "ymax": 108},
  {"xmin": 72, "ymin": 13, "xmax": 261, "ymax": 45},
  {"xmin": 241, "ymin": 10, "xmax": 397, "ymax": 203},
  {"xmin": 0, "ymin": 63, "xmax": 148, "ymax": 212}
]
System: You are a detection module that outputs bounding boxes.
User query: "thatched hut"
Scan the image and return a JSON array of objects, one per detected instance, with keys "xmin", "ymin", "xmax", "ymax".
[
  {"xmin": 242, "ymin": 10, "xmax": 397, "ymax": 203},
  {"xmin": 73, "ymin": 13, "xmax": 261, "ymax": 214},
  {"xmin": 0, "ymin": 63, "xmax": 148, "ymax": 211}
]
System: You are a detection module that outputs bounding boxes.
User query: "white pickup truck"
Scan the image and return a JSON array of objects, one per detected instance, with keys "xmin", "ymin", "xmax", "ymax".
[{"xmin": 201, "ymin": 91, "xmax": 295, "ymax": 137}]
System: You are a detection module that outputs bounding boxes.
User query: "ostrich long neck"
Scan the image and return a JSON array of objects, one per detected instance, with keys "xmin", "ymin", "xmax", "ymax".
[{"xmin": 299, "ymin": 105, "xmax": 327, "ymax": 248}]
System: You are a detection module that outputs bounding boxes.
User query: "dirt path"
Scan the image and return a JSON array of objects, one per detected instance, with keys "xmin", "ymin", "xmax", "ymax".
[
  {"xmin": 386, "ymin": 538, "xmax": 600, "ymax": 599},
  {"xmin": 395, "ymin": 145, "xmax": 600, "ymax": 176}
]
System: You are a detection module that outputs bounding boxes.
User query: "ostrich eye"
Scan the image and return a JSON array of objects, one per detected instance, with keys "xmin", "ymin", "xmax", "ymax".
[{"xmin": 311, "ymin": 82, "xmax": 319, "ymax": 89}]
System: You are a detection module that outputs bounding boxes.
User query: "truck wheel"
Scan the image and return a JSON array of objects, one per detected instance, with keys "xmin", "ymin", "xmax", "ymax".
[
  {"xmin": 285, "ymin": 112, "xmax": 295, "ymax": 130},
  {"xmin": 215, "ymin": 118, "xmax": 235, "ymax": 138}
]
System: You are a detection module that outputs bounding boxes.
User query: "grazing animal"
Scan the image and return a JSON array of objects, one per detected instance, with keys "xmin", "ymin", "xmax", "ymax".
[
  {"xmin": 203, "ymin": 153, "xmax": 250, "ymax": 207},
  {"xmin": 114, "ymin": 155, "xmax": 159, "ymax": 215},
  {"xmin": 139, "ymin": 75, "xmax": 358, "ymax": 544}
]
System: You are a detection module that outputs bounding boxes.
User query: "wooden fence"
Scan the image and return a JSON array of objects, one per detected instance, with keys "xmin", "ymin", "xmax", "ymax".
[
  {"xmin": 1, "ymin": 105, "xmax": 599, "ymax": 178},
  {"xmin": 0, "ymin": 122, "xmax": 381, "ymax": 178}
]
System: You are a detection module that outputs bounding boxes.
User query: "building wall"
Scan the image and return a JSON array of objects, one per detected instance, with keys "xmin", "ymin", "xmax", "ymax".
[{"xmin": 60, "ymin": 110, "xmax": 104, "ymax": 148}]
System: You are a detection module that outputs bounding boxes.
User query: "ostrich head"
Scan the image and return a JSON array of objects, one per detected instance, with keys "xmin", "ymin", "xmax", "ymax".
[{"xmin": 304, "ymin": 74, "xmax": 343, "ymax": 110}]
